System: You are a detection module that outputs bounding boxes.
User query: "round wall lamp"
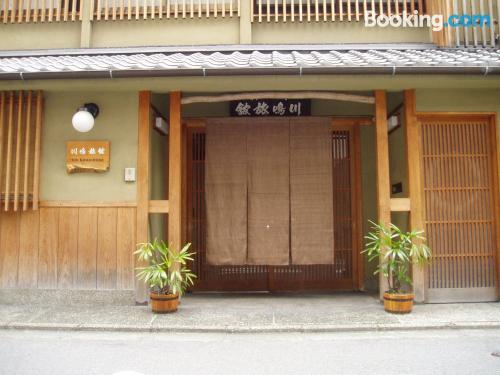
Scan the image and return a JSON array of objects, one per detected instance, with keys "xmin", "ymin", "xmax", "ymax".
[{"xmin": 72, "ymin": 103, "xmax": 100, "ymax": 133}]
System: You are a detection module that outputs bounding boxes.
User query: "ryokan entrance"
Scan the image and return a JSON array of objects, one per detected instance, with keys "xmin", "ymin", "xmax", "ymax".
[{"xmin": 186, "ymin": 117, "xmax": 363, "ymax": 292}]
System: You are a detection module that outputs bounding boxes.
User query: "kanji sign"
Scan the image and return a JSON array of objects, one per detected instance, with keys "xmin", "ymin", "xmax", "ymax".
[
  {"xmin": 66, "ymin": 141, "xmax": 110, "ymax": 174},
  {"xmin": 230, "ymin": 99, "xmax": 311, "ymax": 117}
]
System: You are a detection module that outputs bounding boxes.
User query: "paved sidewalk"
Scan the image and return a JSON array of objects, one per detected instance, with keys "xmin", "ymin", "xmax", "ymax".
[{"xmin": 1, "ymin": 292, "xmax": 499, "ymax": 333}]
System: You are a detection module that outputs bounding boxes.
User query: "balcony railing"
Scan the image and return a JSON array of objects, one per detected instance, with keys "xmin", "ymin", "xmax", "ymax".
[
  {"xmin": 251, "ymin": 0, "xmax": 427, "ymax": 22},
  {"xmin": 434, "ymin": 0, "xmax": 500, "ymax": 47},
  {"xmin": 0, "ymin": 0, "xmax": 82, "ymax": 22},
  {"xmin": 91, "ymin": 0, "xmax": 240, "ymax": 21},
  {"xmin": 0, "ymin": 0, "xmax": 240, "ymax": 23}
]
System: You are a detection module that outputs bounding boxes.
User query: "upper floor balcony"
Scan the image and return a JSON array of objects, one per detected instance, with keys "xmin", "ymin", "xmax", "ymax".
[{"xmin": 0, "ymin": 1, "xmax": 498, "ymax": 50}]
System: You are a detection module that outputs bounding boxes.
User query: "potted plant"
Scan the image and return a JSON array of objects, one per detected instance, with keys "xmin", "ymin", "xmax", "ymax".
[
  {"xmin": 135, "ymin": 240, "xmax": 196, "ymax": 313},
  {"xmin": 363, "ymin": 221, "xmax": 431, "ymax": 314}
]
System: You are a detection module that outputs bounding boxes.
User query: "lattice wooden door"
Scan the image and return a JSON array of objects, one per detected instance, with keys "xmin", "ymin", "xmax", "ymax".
[
  {"xmin": 186, "ymin": 119, "xmax": 360, "ymax": 292},
  {"xmin": 420, "ymin": 115, "xmax": 499, "ymax": 302}
]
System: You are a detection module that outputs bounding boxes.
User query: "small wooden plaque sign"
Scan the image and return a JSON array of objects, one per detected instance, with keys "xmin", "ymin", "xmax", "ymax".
[{"xmin": 66, "ymin": 141, "xmax": 110, "ymax": 174}]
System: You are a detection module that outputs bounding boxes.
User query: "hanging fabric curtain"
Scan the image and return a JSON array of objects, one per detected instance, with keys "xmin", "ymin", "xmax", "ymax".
[
  {"xmin": 205, "ymin": 117, "xmax": 334, "ymax": 266},
  {"xmin": 247, "ymin": 120, "xmax": 290, "ymax": 265},
  {"xmin": 205, "ymin": 119, "xmax": 248, "ymax": 265},
  {"xmin": 290, "ymin": 118, "xmax": 334, "ymax": 264}
]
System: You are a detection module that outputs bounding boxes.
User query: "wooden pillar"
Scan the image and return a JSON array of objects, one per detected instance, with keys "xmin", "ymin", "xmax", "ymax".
[
  {"xmin": 135, "ymin": 91, "xmax": 151, "ymax": 304},
  {"xmin": 80, "ymin": 0, "xmax": 92, "ymax": 48},
  {"xmin": 404, "ymin": 90, "xmax": 426, "ymax": 303},
  {"xmin": 168, "ymin": 92, "xmax": 182, "ymax": 253},
  {"xmin": 239, "ymin": 0, "xmax": 252, "ymax": 44},
  {"xmin": 374, "ymin": 90, "xmax": 391, "ymax": 298}
]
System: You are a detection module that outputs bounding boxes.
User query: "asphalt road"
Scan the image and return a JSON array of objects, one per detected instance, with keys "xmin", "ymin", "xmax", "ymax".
[{"xmin": 0, "ymin": 329, "xmax": 499, "ymax": 375}]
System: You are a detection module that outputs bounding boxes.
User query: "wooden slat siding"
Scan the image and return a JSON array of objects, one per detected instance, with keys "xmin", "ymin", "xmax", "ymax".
[
  {"xmin": 13, "ymin": 91, "xmax": 23, "ymax": 211},
  {"xmin": 116, "ymin": 207, "xmax": 136, "ymax": 290},
  {"xmin": 0, "ymin": 205, "xmax": 137, "ymax": 290},
  {"xmin": 2, "ymin": 0, "xmax": 8, "ymax": 23},
  {"xmin": 77, "ymin": 207, "xmax": 98, "ymax": 289},
  {"xmin": 404, "ymin": 90, "xmax": 426, "ymax": 302},
  {"xmin": 135, "ymin": 91, "xmax": 151, "ymax": 303},
  {"xmin": 9, "ymin": 0, "xmax": 15, "ymax": 22},
  {"xmin": 57, "ymin": 208, "xmax": 78, "ymax": 288},
  {"xmin": 97, "ymin": 0, "xmax": 103, "ymax": 20},
  {"xmin": 32, "ymin": 91, "xmax": 43, "ymax": 210},
  {"xmin": 374, "ymin": 90, "xmax": 391, "ymax": 298},
  {"xmin": 17, "ymin": 210, "xmax": 39, "ymax": 288},
  {"xmin": 26, "ymin": 0, "xmax": 31, "ymax": 22},
  {"xmin": 4, "ymin": 93, "xmax": 14, "ymax": 211},
  {"xmin": 105, "ymin": 0, "xmax": 110, "ymax": 20},
  {"xmin": 41, "ymin": 0, "xmax": 46, "ymax": 22},
  {"xmin": 17, "ymin": 0, "xmax": 22, "ymax": 23},
  {"xmin": 63, "ymin": 0, "xmax": 69, "ymax": 21},
  {"xmin": 419, "ymin": 114, "xmax": 498, "ymax": 301},
  {"xmin": 169, "ymin": 91, "xmax": 182, "ymax": 256},
  {"xmin": 97, "ymin": 208, "xmax": 118, "ymax": 289},
  {"xmin": 38, "ymin": 208, "xmax": 59, "ymax": 288},
  {"xmin": 0, "ymin": 212, "xmax": 19, "ymax": 287},
  {"xmin": 0, "ymin": 91, "xmax": 42, "ymax": 211},
  {"xmin": 22, "ymin": 91, "xmax": 32, "ymax": 211}
]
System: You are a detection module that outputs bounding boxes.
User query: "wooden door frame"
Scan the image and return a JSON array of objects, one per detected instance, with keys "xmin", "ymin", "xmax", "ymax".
[
  {"xmin": 185, "ymin": 116, "xmax": 366, "ymax": 291},
  {"xmin": 415, "ymin": 112, "xmax": 500, "ymax": 300},
  {"xmin": 331, "ymin": 120, "xmax": 366, "ymax": 291}
]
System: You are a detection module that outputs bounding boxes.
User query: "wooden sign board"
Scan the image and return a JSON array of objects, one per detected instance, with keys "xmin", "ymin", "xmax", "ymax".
[
  {"xmin": 66, "ymin": 141, "xmax": 110, "ymax": 174},
  {"xmin": 230, "ymin": 99, "xmax": 311, "ymax": 117}
]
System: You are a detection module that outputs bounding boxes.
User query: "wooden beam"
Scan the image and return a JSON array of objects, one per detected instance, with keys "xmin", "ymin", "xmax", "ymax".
[
  {"xmin": 374, "ymin": 90, "xmax": 391, "ymax": 298},
  {"xmin": 148, "ymin": 200, "xmax": 169, "ymax": 213},
  {"xmin": 40, "ymin": 201, "xmax": 137, "ymax": 208},
  {"xmin": 404, "ymin": 89, "xmax": 426, "ymax": 303},
  {"xmin": 135, "ymin": 91, "xmax": 151, "ymax": 304},
  {"xmin": 168, "ymin": 91, "xmax": 182, "ymax": 254},
  {"xmin": 181, "ymin": 91, "xmax": 375, "ymax": 105},
  {"xmin": 390, "ymin": 198, "xmax": 411, "ymax": 212}
]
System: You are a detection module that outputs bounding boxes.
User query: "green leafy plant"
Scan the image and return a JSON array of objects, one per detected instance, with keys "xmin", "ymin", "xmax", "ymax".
[
  {"xmin": 363, "ymin": 221, "xmax": 431, "ymax": 294},
  {"xmin": 135, "ymin": 240, "xmax": 196, "ymax": 296}
]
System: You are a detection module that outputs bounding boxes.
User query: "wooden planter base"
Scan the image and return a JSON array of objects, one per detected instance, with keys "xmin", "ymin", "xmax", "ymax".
[
  {"xmin": 383, "ymin": 292, "xmax": 414, "ymax": 314},
  {"xmin": 150, "ymin": 293, "xmax": 179, "ymax": 314}
]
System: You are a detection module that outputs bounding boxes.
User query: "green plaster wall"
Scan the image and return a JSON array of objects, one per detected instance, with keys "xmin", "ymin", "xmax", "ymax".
[
  {"xmin": 0, "ymin": 23, "xmax": 80, "ymax": 50},
  {"xmin": 41, "ymin": 92, "xmax": 138, "ymax": 201}
]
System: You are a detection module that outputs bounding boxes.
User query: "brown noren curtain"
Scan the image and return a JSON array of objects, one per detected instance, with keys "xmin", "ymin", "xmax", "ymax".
[
  {"xmin": 205, "ymin": 119, "xmax": 247, "ymax": 265},
  {"xmin": 247, "ymin": 120, "xmax": 290, "ymax": 265},
  {"xmin": 290, "ymin": 118, "xmax": 334, "ymax": 264}
]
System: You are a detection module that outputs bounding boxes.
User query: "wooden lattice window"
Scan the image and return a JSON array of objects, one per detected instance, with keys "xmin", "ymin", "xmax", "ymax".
[{"xmin": 0, "ymin": 91, "xmax": 43, "ymax": 211}]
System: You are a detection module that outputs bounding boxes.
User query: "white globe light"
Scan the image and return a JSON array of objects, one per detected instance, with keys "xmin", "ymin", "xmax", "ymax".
[{"xmin": 72, "ymin": 109, "xmax": 95, "ymax": 132}]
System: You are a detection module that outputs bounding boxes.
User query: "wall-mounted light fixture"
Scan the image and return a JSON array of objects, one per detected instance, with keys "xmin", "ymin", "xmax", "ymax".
[{"xmin": 72, "ymin": 103, "xmax": 100, "ymax": 133}]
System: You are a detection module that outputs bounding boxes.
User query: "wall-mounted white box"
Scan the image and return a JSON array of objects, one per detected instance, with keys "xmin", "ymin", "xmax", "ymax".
[{"xmin": 124, "ymin": 167, "xmax": 136, "ymax": 182}]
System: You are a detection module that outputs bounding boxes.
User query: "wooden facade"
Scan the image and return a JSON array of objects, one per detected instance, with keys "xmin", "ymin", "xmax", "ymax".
[
  {"xmin": 0, "ymin": 88, "xmax": 498, "ymax": 304},
  {"xmin": 0, "ymin": 203, "xmax": 136, "ymax": 289}
]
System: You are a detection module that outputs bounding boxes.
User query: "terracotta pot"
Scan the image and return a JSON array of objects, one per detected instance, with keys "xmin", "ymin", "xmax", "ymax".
[
  {"xmin": 150, "ymin": 293, "xmax": 179, "ymax": 314},
  {"xmin": 383, "ymin": 292, "xmax": 414, "ymax": 314}
]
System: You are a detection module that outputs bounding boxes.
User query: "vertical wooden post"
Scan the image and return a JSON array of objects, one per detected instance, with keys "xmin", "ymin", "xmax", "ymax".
[
  {"xmin": 374, "ymin": 90, "xmax": 391, "ymax": 299},
  {"xmin": 404, "ymin": 90, "xmax": 426, "ymax": 303},
  {"xmin": 135, "ymin": 91, "xmax": 151, "ymax": 304},
  {"xmin": 239, "ymin": 0, "xmax": 252, "ymax": 44},
  {"xmin": 168, "ymin": 92, "xmax": 182, "ymax": 254},
  {"xmin": 80, "ymin": 0, "xmax": 92, "ymax": 48}
]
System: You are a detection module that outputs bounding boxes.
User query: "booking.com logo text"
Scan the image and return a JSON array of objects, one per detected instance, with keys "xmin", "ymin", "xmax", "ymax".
[{"xmin": 365, "ymin": 11, "xmax": 491, "ymax": 32}]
